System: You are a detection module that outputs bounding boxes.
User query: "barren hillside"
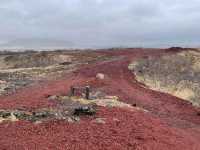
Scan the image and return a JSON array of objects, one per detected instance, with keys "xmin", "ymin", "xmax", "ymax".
[{"xmin": 129, "ymin": 49, "xmax": 200, "ymax": 106}]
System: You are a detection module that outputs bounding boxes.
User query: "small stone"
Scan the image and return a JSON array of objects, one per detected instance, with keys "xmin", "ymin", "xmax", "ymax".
[
  {"xmin": 33, "ymin": 111, "xmax": 47, "ymax": 118},
  {"xmin": 9, "ymin": 112, "xmax": 18, "ymax": 122},
  {"xmin": 47, "ymin": 95, "xmax": 58, "ymax": 100},
  {"xmin": 132, "ymin": 103, "xmax": 137, "ymax": 107},
  {"xmin": 113, "ymin": 118, "xmax": 120, "ymax": 122},
  {"xmin": 67, "ymin": 117, "xmax": 74, "ymax": 123},
  {"xmin": 34, "ymin": 121, "xmax": 43, "ymax": 125},
  {"xmin": 71, "ymin": 116, "xmax": 80, "ymax": 122},
  {"xmin": 0, "ymin": 110, "xmax": 11, "ymax": 118},
  {"xmin": 59, "ymin": 62, "xmax": 72, "ymax": 65},
  {"xmin": 96, "ymin": 73, "xmax": 105, "ymax": 80},
  {"xmin": 93, "ymin": 118, "xmax": 106, "ymax": 124},
  {"xmin": 13, "ymin": 111, "xmax": 31, "ymax": 120},
  {"xmin": 30, "ymin": 111, "xmax": 52, "ymax": 122}
]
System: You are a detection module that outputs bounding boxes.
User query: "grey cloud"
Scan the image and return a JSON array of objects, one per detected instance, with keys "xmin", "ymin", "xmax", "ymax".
[{"xmin": 0, "ymin": 0, "xmax": 200, "ymax": 49}]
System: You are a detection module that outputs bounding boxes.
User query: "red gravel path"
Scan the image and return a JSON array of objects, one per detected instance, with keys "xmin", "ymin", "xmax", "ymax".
[{"xmin": 0, "ymin": 48, "xmax": 200, "ymax": 150}]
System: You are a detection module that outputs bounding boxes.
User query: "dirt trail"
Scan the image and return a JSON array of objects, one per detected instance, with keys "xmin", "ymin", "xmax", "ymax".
[{"xmin": 0, "ymin": 48, "xmax": 200, "ymax": 150}]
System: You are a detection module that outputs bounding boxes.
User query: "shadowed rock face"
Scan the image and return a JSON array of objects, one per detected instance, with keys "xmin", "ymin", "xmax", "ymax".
[{"xmin": 129, "ymin": 49, "xmax": 200, "ymax": 106}]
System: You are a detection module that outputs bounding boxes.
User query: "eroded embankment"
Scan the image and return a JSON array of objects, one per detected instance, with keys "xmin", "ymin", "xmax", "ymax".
[{"xmin": 129, "ymin": 49, "xmax": 200, "ymax": 106}]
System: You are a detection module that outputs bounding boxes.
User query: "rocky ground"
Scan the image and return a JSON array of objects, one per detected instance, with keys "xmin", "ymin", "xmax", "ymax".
[
  {"xmin": 0, "ymin": 48, "xmax": 200, "ymax": 150},
  {"xmin": 0, "ymin": 50, "xmax": 110, "ymax": 95}
]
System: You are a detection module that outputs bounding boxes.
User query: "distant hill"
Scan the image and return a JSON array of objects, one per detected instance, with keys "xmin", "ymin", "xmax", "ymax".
[{"xmin": 0, "ymin": 38, "xmax": 75, "ymax": 49}]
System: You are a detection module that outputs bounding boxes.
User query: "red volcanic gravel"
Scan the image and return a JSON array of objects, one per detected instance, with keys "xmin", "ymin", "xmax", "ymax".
[
  {"xmin": 0, "ymin": 48, "xmax": 200, "ymax": 150},
  {"xmin": 0, "ymin": 107, "xmax": 199, "ymax": 150}
]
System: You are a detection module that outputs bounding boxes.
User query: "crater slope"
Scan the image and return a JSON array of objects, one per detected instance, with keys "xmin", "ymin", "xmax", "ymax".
[{"xmin": 129, "ymin": 49, "xmax": 200, "ymax": 106}]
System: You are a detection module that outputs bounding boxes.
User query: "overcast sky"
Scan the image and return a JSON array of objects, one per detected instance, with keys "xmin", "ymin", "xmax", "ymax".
[{"xmin": 0, "ymin": 0, "xmax": 200, "ymax": 49}]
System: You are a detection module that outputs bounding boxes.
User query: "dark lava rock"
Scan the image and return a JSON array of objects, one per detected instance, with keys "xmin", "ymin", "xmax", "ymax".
[
  {"xmin": 13, "ymin": 111, "xmax": 32, "ymax": 120},
  {"xmin": 0, "ymin": 110, "xmax": 11, "ymax": 118},
  {"xmin": 59, "ymin": 62, "xmax": 72, "ymax": 65},
  {"xmin": 30, "ymin": 111, "xmax": 53, "ymax": 122},
  {"xmin": 132, "ymin": 103, "xmax": 137, "ymax": 107},
  {"xmin": 197, "ymin": 112, "xmax": 200, "ymax": 116},
  {"xmin": 74, "ymin": 106, "xmax": 96, "ymax": 116}
]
